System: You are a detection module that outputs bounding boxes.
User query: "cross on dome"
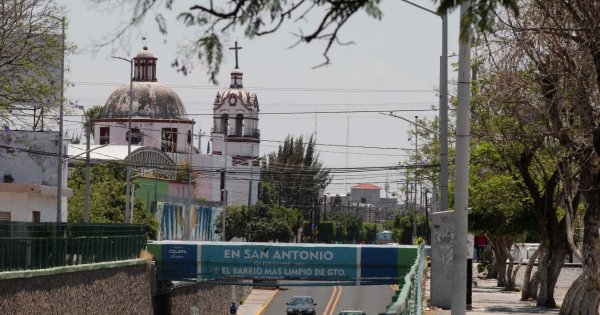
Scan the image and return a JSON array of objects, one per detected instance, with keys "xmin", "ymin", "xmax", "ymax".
[
  {"xmin": 228, "ymin": 41, "xmax": 244, "ymax": 88},
  {"xmin": 229, "ymin": 41, "xmax": 243, "ymax": 69}
]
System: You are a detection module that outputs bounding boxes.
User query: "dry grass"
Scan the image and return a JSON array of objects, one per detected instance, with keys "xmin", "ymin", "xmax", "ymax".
[{"xmin": 139, "ymin": 249, "xmax": 153, "ymax": 262}]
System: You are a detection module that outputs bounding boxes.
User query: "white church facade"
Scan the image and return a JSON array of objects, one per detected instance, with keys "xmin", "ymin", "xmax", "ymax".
[{"xmin": 90, "ymin": 44, "xmax": 260, "ymax": 210}]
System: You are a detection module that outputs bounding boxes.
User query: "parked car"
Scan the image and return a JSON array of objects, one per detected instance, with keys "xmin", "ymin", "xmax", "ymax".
[
  {"xmin": 286, "ymin": 295, "xmax": 317, "ymax": 315},
  {"xmin": 339, "ymin": 309, "xmax": 366, "ymax": 315}
]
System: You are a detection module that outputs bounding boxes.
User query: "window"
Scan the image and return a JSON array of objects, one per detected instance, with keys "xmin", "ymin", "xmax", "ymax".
[
  {"xmin": 360, "ymin": 197, "xmax": 367, "ymax": 203},
  {"xmin": 99, "ymin": 127, "xmax": 110, "ymax": 144},
  {"xmin": 127, "ymin": 127, "xmax": 142, "ymax": 145},
  {"xmin": 0, "ymin": 211, "xmax": 10, "ymax": 221},
  {"xmin": 161, "ymin": 128, "xmax": 177, "ymax": 153},
  {"xmin": 32, "ymin": 211, "xmax": 40, "ymax": 223},
  {"xmin": 221, "ymin": 114, "xmax": 229, "ymax": 134},
  {"xmin": 235, "ymin": 114, "xmax": 243, "ymax": 136}
]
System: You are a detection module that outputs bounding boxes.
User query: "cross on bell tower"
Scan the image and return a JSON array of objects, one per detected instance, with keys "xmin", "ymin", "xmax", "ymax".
[{"xmin": 229, "ymin": 41, "xmax": 243, "ymax": 69}]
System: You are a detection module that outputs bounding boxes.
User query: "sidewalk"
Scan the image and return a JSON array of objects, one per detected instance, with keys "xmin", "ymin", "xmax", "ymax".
[
  {"xmin": 237, "ymin": 288, "xmax": 278, "ymax": 315},
  {"xmin": 426, "ymin": 277, "xmax": 560, "ymax": 315}
]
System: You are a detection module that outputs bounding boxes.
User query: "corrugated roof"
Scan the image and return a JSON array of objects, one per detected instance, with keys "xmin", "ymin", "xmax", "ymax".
[{"xmin": 351, "ymin": 183, "xmax": 381, "ymax": 190}]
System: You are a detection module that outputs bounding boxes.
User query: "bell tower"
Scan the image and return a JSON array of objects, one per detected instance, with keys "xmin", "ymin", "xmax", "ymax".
[{"xmin": 211, "ymin": 41, "xmax": 260, "ymax": 164}]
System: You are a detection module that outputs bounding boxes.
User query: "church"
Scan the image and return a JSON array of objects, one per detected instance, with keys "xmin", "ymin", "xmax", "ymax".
[{"xmin": 72, "ymin": 43, "xmax": 261, "ymax": 238}]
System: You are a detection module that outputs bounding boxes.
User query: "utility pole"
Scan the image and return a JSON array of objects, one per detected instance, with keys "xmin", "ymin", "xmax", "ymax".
[
  {"xmin": 451, "ymin": 2, "xmax": 472, "ymax": 314},
  {"xmin": 55, "ymin": 16, "xmax": 65, "ymax": 223},
  {"xmin": 398, "ymin": 0, "xmax": 449, "ymax": 214},
  {"xmin": 439, "ymin": 13, "xmax": 449, "ymax": 213},
  {"xmin": 405, "ymin": 167, "xmax": 409, "ymax": 217},
  {"xmin": 125, "ymin": 60, "xmax": 133, "ymax": 223},
  {"xmin": 83, "ymin": 109, "xmax": 91, "ymax": 223},
  {"xmin": 323, "ymin": 196, "xmax": 327, "ymax": 221},
  {"xmin": 412, "ymin": 116, "xmax": 419, "ymax": 244},
  {"xmin": 221, "ymin": 125, "xmax": 228, "ymax": 241},
  {"xmin": 186, "ymin": 122, "xmax": 194, "ymax": 240},
  {"xmin": 111, "ymin": 55, "xmax": 134, "ymax": 223},
  {"xmin": 247, "ymin": 144, "xmax": 256, "ymax": 208},
  {"xmin": 424, "ymin": 189, "xmax": 430, "ymax": 244}
]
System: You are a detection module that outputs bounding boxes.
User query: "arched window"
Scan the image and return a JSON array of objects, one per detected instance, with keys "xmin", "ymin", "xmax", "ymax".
[
  {"xmin": 221, "ymin": 114, "xmax": 229, "ymax": 135},
  {"xmin": 235, "ymin": 114, "xmax": 243, "ymax": 136}
]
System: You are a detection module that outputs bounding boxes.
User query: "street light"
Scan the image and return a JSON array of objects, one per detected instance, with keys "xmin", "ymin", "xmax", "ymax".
[
  {"xmin": 221, "ymin": 125, "xmax": 229, "ymax": 241},
  {"xmin": 111, "ymin": 55, "xmax": 134, "ymax": 223},
  {"xmin": 53, "ymin": 16, "xmax": 65, "ymax": 223},
  {"xmin": 452, "ymin": 2, "xmax": 473, "ymax": 313},
  {"xmin": 400, "ymin": 0, "xmax": 449, "ymax": 214}
]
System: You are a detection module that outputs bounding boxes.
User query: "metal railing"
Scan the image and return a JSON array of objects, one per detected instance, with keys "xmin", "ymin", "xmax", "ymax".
[
  {"xmin": 0, "ymin": 222, "xmax": 147, "ymax": 272},
  {"xmin": 381, "ymin": 244, "xmax": 425, "ymax": 315}
]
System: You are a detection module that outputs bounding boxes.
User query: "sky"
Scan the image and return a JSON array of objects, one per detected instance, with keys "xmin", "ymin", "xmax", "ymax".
[{"xmin": 58, "ymin": 0, "xmax": 461, "ymax": 196}]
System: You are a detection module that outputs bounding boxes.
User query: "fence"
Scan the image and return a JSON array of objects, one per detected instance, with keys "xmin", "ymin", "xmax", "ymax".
[
  {"xmin": 381, "ymin": 244, "xmax": 425, "ymax": 315},
  {"xmin": 0, "ymin": 222, "xmax": 147, "ymax": 272}
]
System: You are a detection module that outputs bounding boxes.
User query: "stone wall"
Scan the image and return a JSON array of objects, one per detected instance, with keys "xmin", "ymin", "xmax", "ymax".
[
  {"xmin": 169, "ymin": 282, "xmax": 252, "ymax": 315},
  {"xmin": 0, "ymin": 259, "xmax": 253, "ymax": 315},
  {"xmin": 0, "ymin": 260, "xmax": 152, "ymax": 315}
]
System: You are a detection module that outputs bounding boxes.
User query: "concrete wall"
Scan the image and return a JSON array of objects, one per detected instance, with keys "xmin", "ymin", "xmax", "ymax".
[
  {"xmin": 430, "ymin": 211, "xmax": 454, "ymax": 309},
  {"xmin": 0, "ymin": 130, "xmax": 71, "ymax": 222},
  {"xmin": 430, "ymin": 211, "xmax": 474, "ymax": 309},
  {"xmin": 0, "ymin": 131, "xmax": 61, "ymax": 186},
  {"xmin": 0, "ymin": 259, "xmax": 253, "ymax": 315},
  {"xmin": 350, "ymin": 188, "xmax": 380, "ymax": 204},
  {"xmin": 93, "ymin": 120, "xmax": 194, "ymax": 156},
  {"xmin": 0, "ymin": 260, "xmax": 152, "ymax": 315},
  {"xmin": 0, "ymin": 189, "xmax": 56, "ymax": 222},
  {"xmin": 169, "ymin": 282, "xmax": 251, "ymax": 315},
  {"xmin": 192, "ymin": 154, "xmax": 258, "ymax": 206}
]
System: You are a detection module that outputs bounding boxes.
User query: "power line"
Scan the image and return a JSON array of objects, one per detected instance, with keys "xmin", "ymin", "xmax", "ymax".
[
  {"xmin": 59, "ymin": 118, "xmax": 420, "ymax": 151},
  {"xmin": 71, "ymin": 81, "xmax": 436, "ymax": 93},
  {"xmin": 58, "ymin": 108, "xmax": 435, "ymax": 118}
]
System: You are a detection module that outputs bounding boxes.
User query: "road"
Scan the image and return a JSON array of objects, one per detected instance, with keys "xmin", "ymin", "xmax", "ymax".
[{"xmin": 262, "ymin": 283, "xmax": 395, "ymax": 315}]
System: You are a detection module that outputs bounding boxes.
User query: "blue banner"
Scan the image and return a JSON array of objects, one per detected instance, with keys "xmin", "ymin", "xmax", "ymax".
[
  {"xmin": 158, "ymin": 243, "xmax": 198, "ymax": 280},
  {"xmin": 200, "ymin": 243, "xmax": 357, "ymax": 281},
  {"xmin": 150, "ymin": 242, "xmax": 418, "ymax": 284}
]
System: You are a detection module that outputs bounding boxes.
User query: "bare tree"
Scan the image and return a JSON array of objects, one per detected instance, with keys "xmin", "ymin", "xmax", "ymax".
[
  {"xmin": 0, "ymin": 0, "xmax": 66, "ymax": 130},
  {"xmin": 91, "ymin": 0, "xmax": 519, "ymax": 83},
  {"xmin": 473, "ymin": 0, "xmax": 600, "ymax": 312}
]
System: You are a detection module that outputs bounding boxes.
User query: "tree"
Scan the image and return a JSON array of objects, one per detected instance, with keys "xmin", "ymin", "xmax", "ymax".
[
  {"xmin": 93, "ymin": 0, "xmax": 518, "ymax": 83},
  {"xmin": 360, "ymin": 222, "xmax": 381, "ymax": 244},
  {"xmin": 1, "ymin": 0, "xmax": 67, "ymax": 129},
  {"xmin": 260, "ymin": 134, "xmax": 331, "ymax": 218},
  {"xmin": 468, "ymin": 142, "xmax": 537, "ymax": 290},
  {"xmin": 328, "ymin": 210, "xmax": 363, "ymax": 243},
  {"xmin": 67, "ymin": 162, "xmax": 158, "ymax": 237},
  {"xmin": 471, "ymin": 1, "xmax": 600, "ymax": 311},
  {"xmin": 215, "ymin": 202, "xmax": 302, "ymax": 242},
  {"xmin": 470, "ymin": 47, "xmax": 569, "ymax": 308}
]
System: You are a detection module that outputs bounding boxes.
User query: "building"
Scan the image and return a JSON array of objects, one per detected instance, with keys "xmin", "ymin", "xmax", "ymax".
[
  {"xmin": 350, "ymin": 183, "xmax": 382, "ymax": 204},
  {"xmin": 322, "ymin": 183, "xmax": 399, "ymax": 223},
  {"xmin": 0, "ymin": 131, "xmax": 72, "ymax": 222},
  {"xmin": 80, "ymin": 44, "xmax": 260, "ymax": 213}
]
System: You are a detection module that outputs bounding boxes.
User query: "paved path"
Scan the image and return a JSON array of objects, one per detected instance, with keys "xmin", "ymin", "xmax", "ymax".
[
  {"xmin": 427, "ymin": 278, "xmax": 560, "ymax": 315},
  {"xmin": 236, "ymin": 265, "xmax": 582, "ymax": 315},
  {"xmin": 237, "ymin": 289, "xmax": 278, "ymax": 315},
  {"xmin": 426, "ymin": 265, "xmax": 582, "ymax": 315}
]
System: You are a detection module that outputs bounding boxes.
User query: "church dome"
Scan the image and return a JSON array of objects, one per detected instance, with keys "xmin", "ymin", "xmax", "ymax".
[
  {"xmin": 99, "ymin": 46, "xmax": 188, "ymax": 120},
  {"xmin": 100, "ymin": 82, "xmax": 187, "ymax": 119}
]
